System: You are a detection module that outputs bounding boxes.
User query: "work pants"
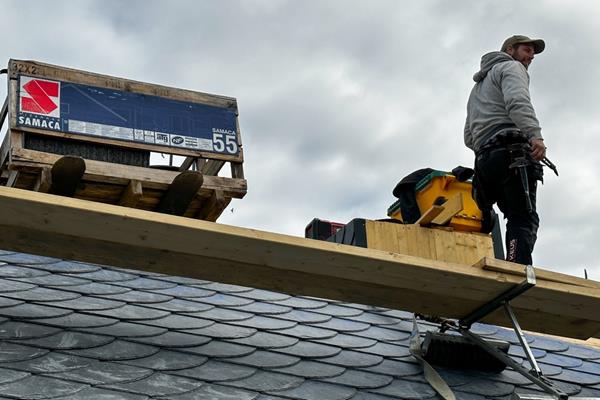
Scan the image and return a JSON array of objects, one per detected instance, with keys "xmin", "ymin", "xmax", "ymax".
[{"xmin": 473, "ymin": 148, "xmax": 542, "ymax": 265}]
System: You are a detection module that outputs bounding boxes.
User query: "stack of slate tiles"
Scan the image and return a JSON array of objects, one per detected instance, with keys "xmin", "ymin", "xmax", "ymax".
[{"xmin": 1, "ymin": 249, "xmax": 600, "ymax": 399}]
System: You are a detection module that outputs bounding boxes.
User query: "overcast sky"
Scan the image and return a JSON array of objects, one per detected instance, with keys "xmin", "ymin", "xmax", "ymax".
[{"xmin": 1, "ymin": 0, "xmax": 599, "ymax": 278}]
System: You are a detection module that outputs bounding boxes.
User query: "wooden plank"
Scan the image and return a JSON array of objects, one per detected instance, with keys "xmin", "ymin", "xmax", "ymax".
[
  {"xmin": 431, "ymin": 193, "xmax": 463, "ymax": 225},
  {"xmin": 475, "ymin": 257, "xmax": 600, "ymax": 290},
  {"xmin": 0, "ymin": 129, "xmax": 10, "ymax": 167},
  {"xmin": 10, "ymin": 147, "xmax": 247, "ymax": 198},
  {"xmin": 9, "ymin": 59, "xmax": 238, "ymax": 110},
  {"xmin": 196, "ymin": 189, "xmax": 230, "ymax": 221},
  {"xmin": 231, "ymin": 162, "xmax": 244, "ymax": 179},
  {"xmin": 0, "ymin": 186, "xmax": 599, "ymax": 339},
  {"xmin": 415, "ymin": 205, "xmax": 444, "ymax": 226},
  {"xmin": 118, "ymin": 180, "xmax": 143, "ymax": 208},
  {"xmin": 179, "ymin": 157, "xmax": 197, "ymax": 172},
  {"xmin": 202, "ymin": 160, "xmax": 225, "ymax": 176},
  {"xmin": 6, "ymin": 170, "xmax": 19, "ymax": 187},
  {"xmin": 33, "ymin": 167, "xmax": 52, "ymax": 193},
  {"xmin": 0, "ymin": 96, "xmax": 7, "ymax": 128}
]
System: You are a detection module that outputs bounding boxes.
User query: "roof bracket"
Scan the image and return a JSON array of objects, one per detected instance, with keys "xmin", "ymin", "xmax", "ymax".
[{"xmin": 456, "ymin": 265, "xmax": 569, "ymax": 399}]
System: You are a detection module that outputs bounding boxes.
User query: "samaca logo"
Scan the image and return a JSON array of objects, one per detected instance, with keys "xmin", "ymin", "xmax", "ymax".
[{"xmin": 20, "ymin": 77, "xmax": 61, "ymax": 117}]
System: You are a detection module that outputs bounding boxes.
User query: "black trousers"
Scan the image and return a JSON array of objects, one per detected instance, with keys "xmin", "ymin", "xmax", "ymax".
[{"xmin": 473, "ymin": 148, "xmax": 542, "ymax": 265}]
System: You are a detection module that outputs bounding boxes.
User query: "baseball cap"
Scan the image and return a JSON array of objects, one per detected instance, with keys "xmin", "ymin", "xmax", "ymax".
[{"xmin": 501, "ymin": 35, "xmax": 545, "ymax": 54}]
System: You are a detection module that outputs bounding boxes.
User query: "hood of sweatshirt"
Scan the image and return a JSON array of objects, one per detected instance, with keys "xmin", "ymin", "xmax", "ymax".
[{"xmin": 472, "ymin": 51, "xmax": 514, "ymax": 82}]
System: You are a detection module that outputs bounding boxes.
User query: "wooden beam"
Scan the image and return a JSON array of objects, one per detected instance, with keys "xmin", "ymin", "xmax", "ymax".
[
  {"xmin": 0, "ymin": 186, "xmax": 599, "ymax": 339},
  {"xmin": 118, "ymin": 179, "xmax": 143, "ymax": 208},
  {"xmin": 202, "ymin": 160, "xmax": 225, "ymax": 176},
  {"xmin": 196, "ymin": 190, "xmax": 231, "ymax": 222},
  {"xmin": 10, "ymin": 147, "xmax": 247, "ymax": 199},
  {"xmin": 33, "ymin": 167, "xmax": 52, "ymax": 193},
  {"xmin": 0, "ymin": 96, "xmax": 7, "ymax": 128},
  {"xmin": 231, "ymin": 162, "xmax": 244, "ymax": 179},
  {"xmin": 431, "ymin": 193, "xmax": 463, "ymax": 225},
  {"xmin": 415, "ymin": 205, "xmax": 444, "ymax": 226}
]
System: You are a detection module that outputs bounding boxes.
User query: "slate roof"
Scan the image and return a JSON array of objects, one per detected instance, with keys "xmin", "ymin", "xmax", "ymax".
[{"xmin": 2, "ymin": 249, "xmax": 600, "ymax": 399}]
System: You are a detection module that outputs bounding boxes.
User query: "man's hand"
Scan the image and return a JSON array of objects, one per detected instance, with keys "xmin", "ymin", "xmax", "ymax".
[{"xmin": 530, "ymin": 138, "xmax": 546, "ymax": 161}]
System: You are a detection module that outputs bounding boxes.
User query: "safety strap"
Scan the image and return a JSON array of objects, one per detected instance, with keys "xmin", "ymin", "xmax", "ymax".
[{"xmin": 409, "ymin": 316, "xmax": 456, "ymax": 400}]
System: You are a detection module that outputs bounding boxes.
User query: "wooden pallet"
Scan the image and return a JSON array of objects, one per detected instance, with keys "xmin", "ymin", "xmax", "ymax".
[{"xmin": 0, "ymin": 59, "xmax": 247, "ymax": 221}]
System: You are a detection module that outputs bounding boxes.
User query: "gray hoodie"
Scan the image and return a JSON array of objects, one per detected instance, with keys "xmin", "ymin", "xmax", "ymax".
[{"xmin": 464, "ymin": 51, "xmax": 542, "ymax": 152}]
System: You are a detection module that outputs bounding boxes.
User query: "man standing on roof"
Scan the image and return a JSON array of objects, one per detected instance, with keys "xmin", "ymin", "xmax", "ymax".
[{"xmin": 464, "ymin": 35, "xmax": 547, "ymax": 266}]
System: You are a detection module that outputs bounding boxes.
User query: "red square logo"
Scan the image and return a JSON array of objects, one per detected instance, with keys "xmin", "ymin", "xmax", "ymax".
[{"xmin": 20, "ymin": 77, "xmax": 61, "ymax": 117}]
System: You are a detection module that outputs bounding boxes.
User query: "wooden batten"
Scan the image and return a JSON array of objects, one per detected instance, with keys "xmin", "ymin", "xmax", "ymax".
[{"xmin": 118, "ymin": 180, "xmax": 143, "ymax": 208}]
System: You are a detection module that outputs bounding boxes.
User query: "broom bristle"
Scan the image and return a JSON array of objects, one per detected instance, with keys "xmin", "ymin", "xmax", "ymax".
[{"xmin": 422, "ymin": 332, "xmax": 509, "ymax": 373}]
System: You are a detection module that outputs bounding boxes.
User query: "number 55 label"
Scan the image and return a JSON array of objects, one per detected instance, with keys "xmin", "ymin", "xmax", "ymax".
[{"xmin": 212, "ymin": 128, "xmax": 239, "ymax": 154}]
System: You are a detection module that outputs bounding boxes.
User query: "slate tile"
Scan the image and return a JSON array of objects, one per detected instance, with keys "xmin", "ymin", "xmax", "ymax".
[
  {"xmin": 184, "ymin": 322, "xmax": 256, "ymax": 339},
  {"xmin": 185, "ymin": 340, "xmax": 255, "ymax": 358},
  {"xmin": 352, "ymin": 325, "xmax": 411, "ymax": 342},
  {"xmin": 226, "ymin": 350, "xmax": 299, "ymax": 368},
  {"xmin": 3, "ymin": 287, "xmax": 81, "ymax": 302},
  {"xmin": 536, "ymin": 352, "xmax": 583, "ymax": 368},
  {"xmin": 311, "ymin": 304, "xmax": 364, "ymax": 318},
  {"xmin": 350, "ymin": 392, "xmax": 410, "ymax": 400},
  {"xmin": 118, "ymin": 349, "xmax": 207, "ymax": 371},
  {"xmin": 108, "ymin": 277, "xmax": 178, "ymax": 290},
  {"xmin": 102, "ymin": 372, "xmax": 203, "ymax": 396},
  {"xmin": 476, "ymin": 369, "xmax": 532, "ymax": 386},
  {"xmin": 50, "ymin": 361, "xmax": 152, "ymax": 384},
  {"xmin": 5, "ymin": 352, "xmax": 92, "ymax": 373},
  {"xmin": 551, "ymin": 367, "xmax": 600, "ymax": 385},
  {"xmin": 530, "ymin": 361, "xmax": 562, "ymax": 376},
  {"xmin": 100, "ymin": 290, "xmax": 174, "ymax": 304},
  {"xmin": 201, "ymin": 282, "xmax": 254, "ymax": 293},
  {"xmin": 272, "ymin": 297, "xmax": 328, "ymax": 309},
  {"xmin": 314, "ymin": 333, "xmax": 377, "ymax": 349},
  {"xmin": 361, "ymin": 359, "xmax": 423, "ymax": 377},
  {"xmin": 357, "ymin": 342, "xmax": 411, "ymax": 358},
  {"xmin": 227, "ymin": 370, "xmax": 304, "ymax": 392},
  {"xmin": 578, "ymin": 386, "xmax": 600, "ymax": 397},
  {"xmin": 36, "ymin": 312, "xmax": 117, "ymax": 328},
  {"xmin": 274, "ymin": 360, "xmax": 345, "ymax": 378},
  {"xmin": 172, "ymin": 359, "xmax": 256, "ymax": 382},
  {"xmin": 64, "ymin": 282, "xmax": 131, "ymax": 295},
  {"xmin": 320, "ymin": 350, "xmax": 383, "ymax": 368},
  {"xmin": 508, "ymin": 345, "xmax": 546, "ymax": 359},
  {"xmin": 195, "ymin": 293, "xmax": 255, "ymax": 307},
  {"xmin": 16, "ymin": 330, "xmax": 114, "ymax": 350},
  {"xmin": 347, "ymin": 312, "xmax": 402, "ymax": 326},
  {"xmin": 49, "ymin": 387, "xmax": 149, "ymax": 400},
  {"xmin": 148, "ymin": 285, "xmax": 216, "ymax": 298},
  {"xmin": 150, "ymin": 275, "xmax": 211, "ymax": 286},
  {"xmin": 343, "ymin": 303, "xmax": 388, "ymax": 312},
  {"xmin": 560, "ymin": 344, "xmax": 600, "ymax": 360},
  {"xmin": 469, "ymin": 323, "xmax": 499, "ymax": 336},
  {"xmin": 15, "ymin": 274, "xmax": 89, "ymax": 287},
  {"xmin": 276, "ymin": 341, "xmax": 341, "ymax": 358},
  {"xmin": 229, "ymin": 315, "xmax": 297, "ymax": 330},
  {"xmin": 454, "ymin": 378, "xmax": 515, "ymax": 397},
  {"xmin": 228, "ymin": 331, "xmax": 299, "ymax": 349},
  {"xmin": 64, "ymin": 339, "xmax": 159, "ymax": 361},
  {"xmin": 0, "ymin": 278, "xmax": 37, "ymax": 292},
  {"xmin": 162, "ymin": 383, "xmax": 258, "ymax": 400},
  {"xmin": 310, "ymin": 318, "xmax": 370, "ymax": 333},
  {"xmin": 129, "ymin": 331, "xmax": 211, "ymax": 348},
  {"xmin": 570, "ymin": 360, "xmax": 600, "ymax": 375},
  {"xmin": 0, "ymin": 375, "xmax": 87, "ymax": 399},
  {"xmin": 321, "ymin": 369, "xmax": 393, "ymax": 389},
  {"xmin": 185, "ymin": 307, "xmax": 253, "ymax": 322},
  {"xmin": 0, "ymin": 265, "xmax": 49, "ymax": 278},
  {"xmin": 516, "ymin": 381, "xmax": 581, "ymax": 397},
  {"xmin": 67, "ymin": 269, "xmax": 137, "ymax": 282},
  {"xmin": 48, "ymin": 296, "xmax": 126, "ymax": 311},
  {"xmin": 275, "ymin": 309, "xmax": 332, "ymax": 324},
  {"xmin": 77, "ymin": 321, "xmax": 167, "ymax": 338},
  {"xmin": 373, "ymin": 309, "xmax": 414, "ymax": 320},
  {"xmin": 0, "ymin": 321, "xmax": 61, "ymax": 339},
  {"xmin": 0, "ymin": 297, "xmax": 24, "ymax": 308},
  {"xmin": 233, "ymin": 301, "xmax": 292, "ymax": 315},
  {"xmin": 0, "ymin": 253, "xmax": 61, "ymax": 265},
  {"xmin": 236, "ymin": 289, "xmax": 291, "ymax": 302},
  {"xmin": 139, "ymin": 314, "xmax": 213, "ymax": 330},
  {"xmin": 367, "ymin": 379, "xmax": 436, "ymax": 399},
  {"xmin": 275, "ymin": 324, "xmax": 337, "ymax": 340},
  {"xmin": 0, "ymin": 302, "xmax": 73, "ymax": 319},
  {"xmin": 0, "ymin": 368, "xmax": 29, "ymax": 385},
  {"xmin": 34, "ymin": 260, "xmax": 101, "ymax": 273},
  {"xmin": 0, "ymin": 341, "xmax": 48, "ymax": 363},
  {"xmin": 89, "ymin": 304, "xmax": 171, "ymax": 320},
  {"xmin": 487, "ymin": 328, "xmax": 534, "ymax": 344},
  {"xmin": 270, "ymin": 380, "xmax": 356, "ymax": 400},
  {"xmin": 146, "ymin": 298, "xmax": 214, "ymax": 313}
]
